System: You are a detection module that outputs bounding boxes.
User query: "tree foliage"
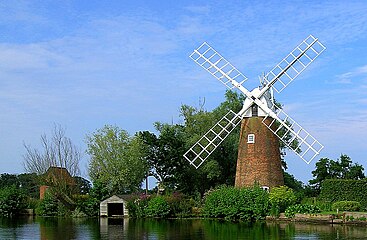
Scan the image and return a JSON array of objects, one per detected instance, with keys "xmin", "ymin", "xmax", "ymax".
[
  {"xmin": 139, "ymin": 91, "xmax": 245, "ymax": 195},
  {"xmin": 139, "ymin": 123, "xmax": 187, "ymax": 185},
  {"xmin": 269, "ymin": 186, "xmax": 297, "ymax": 213},
  {"xmin": 145, "ymin": 196, "xmax": 171, "ymax": 218},
  {"xmin": 86, "ymin": 125, "xmax": 149, "ymax": 194},
  {"xmin": 0, "ymin": 186, "xmax": 27, "ymax": 217},
  {"xmin": 309, "ymin": 154, "xmax": 365, "ymax": 193},
  {"xmin": 0, "ymin": 173, "xmax": 39, "ymax": 199}
]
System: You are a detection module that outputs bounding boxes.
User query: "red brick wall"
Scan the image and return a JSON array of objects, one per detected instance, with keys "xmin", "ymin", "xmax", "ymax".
[
  {"xmin": 235, "ymin": 117, "xmax": 284, "ymax": 189},
  {"xmin": 39, "ymin": 185, "xmax": 49, "ymax": 199}
]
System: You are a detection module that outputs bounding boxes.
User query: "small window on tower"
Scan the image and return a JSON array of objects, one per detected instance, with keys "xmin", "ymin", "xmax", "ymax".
[
  {"xmin": 247, "ymin": 134, "xmax": 255, "ymax": 143},
  {"xmin": 251, "ymin": 104, "xmax": 258, "ymax": 117}
]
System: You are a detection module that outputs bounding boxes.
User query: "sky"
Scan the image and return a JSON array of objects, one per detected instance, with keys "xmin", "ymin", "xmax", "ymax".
[{"xmin": 1, "ymin": 0, "xmax": 367, "ymax": 185}]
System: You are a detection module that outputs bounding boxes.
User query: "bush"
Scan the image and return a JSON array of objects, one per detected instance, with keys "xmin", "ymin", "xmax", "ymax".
[
  {"xmin": 203, "ymin": 186, "xmax": 269, "ymax": 221},
  {"xmin": 127, "ymin": 194, "xmax": 150, "ymax": 218},
  {"xmin": 165, "ymin": 192, "xmax": 197, "ymax": 217},
  {"xmin": 320, "ymin": 179, "xmax": 367, "ymax": 210},
  {"xmin": 285, "ymin": 204, "xmax": 321, "ymax": 218},
  {"xmin": 74, "ymin": 194, "xmax": 99, "ymax": 217},
  {"xmin": 301, "ymin": 197, "xmax": 332, "ymax": 212},
  {"xmin": 36, "ymin": 192, "xmax": 59, "ymax": 216},
  {"xmin": 332, "ymin": 201, "xmax": 361, "ymax": 212},
  {"xmin": 0, "ymin": 186, "xmax": 27, "ymax": 216},
  {"xmin": 145, "ymin": 196, "xmax": 170, "ymax": 218},
  {"xmin": 269, "ymin": 186, "xmax": 296, "ymax": 214}
]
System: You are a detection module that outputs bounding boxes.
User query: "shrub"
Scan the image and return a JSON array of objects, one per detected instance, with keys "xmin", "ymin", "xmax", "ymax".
[
  {"xmin": 320, "ymin": 179, "xmax": 367, "ymax": 210},
  {"xmin": 0, "ymin": 186, "xmax": 27, "ymax": 216},
  {"xmin": 346, "ymin": 215, "xmax": 354, "ymax": 221},
  {"xmin": 36, "ymin": 192, "xmax": 59, "ymax": 216},
  {"xmin": 269, "ymin": 186, "xmax": 296, "ymax": 214},
  {"xmin": 36, "ymin": 192, "xmax": 70, "ymax": 216},
  {"xmin": 164, "ymin": 192, "xmax": 195, "ymax": 217},
  {"xmin": 26, "ymin": 198, "xmax": 39, "ymax": 210},
  {"xmin": 127, "ymin": 194, "xmax": 150, "ymax": 218},
  {"xmin": 332, "ymin": 201, "xmax": 361, "ymax": 212},
  {"xmin": 73, "ymin": 194, "xmax": 99, "ymax": 217},
  {"xmin": 203, "ymin": 186, "xmax": 269, "ymax": 221},
  {"xmin": 301, "ymin": 197, "xmax": 332, "ymax": 212},
  {"xmin": 145, "ymin": 196, "xmax": 170, "ymax": 218},
  {"xmin": 285, "ymin": 204, "xmax": 321, "ymax": 218}
]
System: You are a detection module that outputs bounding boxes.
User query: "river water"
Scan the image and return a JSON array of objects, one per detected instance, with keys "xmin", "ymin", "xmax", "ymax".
[{"xmin": 1, "ymin": 217, "xmax": 366, "ymax": 240}]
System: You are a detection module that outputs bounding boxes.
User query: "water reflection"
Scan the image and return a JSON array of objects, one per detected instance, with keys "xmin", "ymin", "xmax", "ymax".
[{"xmin": 1, "ymin": 217, "xmax": 367, "ymax": 239}]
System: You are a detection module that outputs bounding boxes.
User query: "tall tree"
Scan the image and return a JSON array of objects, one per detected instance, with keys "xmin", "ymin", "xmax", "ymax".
[
  {"xmin": 180, "ymin": 90, "xmax": 248, "ymax": 188},
  {"xmin": 139, "ymin": 123, "xmax": 205, "ymax": 194},
  {"xmin": 86, "ymin": 125, "xmax": 148, "ymax": 194},
  {"xmin": 140, "ymin": 91, "xmax": 245, "ymax": 194},
  {"xmin": 23, "ymin": 124, "xmax": 81, "ymax": 177},
  {"xmin": 309, "ymin": 154, "xmax": 365, "ymax": 193}
]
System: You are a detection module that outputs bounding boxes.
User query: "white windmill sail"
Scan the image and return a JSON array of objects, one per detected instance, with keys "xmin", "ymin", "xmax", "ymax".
[
  {"xmin": 189, "ymin": 42, "xmax": 248, "ymax": 89},
  {"xmin": 184, "ymin": 35, "xmax": 325, "ymax": 168},
  {"xmin": 262, "ymin": 105, "xmax": 323, "ymax": 164},
  {"xmin": 184, "ymin": 110, "xmax": 242, "ymax": 168},
  {"xmin": 263, "ymin": 35, "xmax": 326, "ymax": 93}
]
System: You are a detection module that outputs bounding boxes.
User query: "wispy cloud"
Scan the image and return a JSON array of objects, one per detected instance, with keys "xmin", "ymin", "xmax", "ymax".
[{"xmin": 329, "ymin": 64, "xmax": 367, "ymax": 84}]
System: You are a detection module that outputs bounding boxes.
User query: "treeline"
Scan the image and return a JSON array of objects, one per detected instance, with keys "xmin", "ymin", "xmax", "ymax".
[
  {"xmin": 1, "ymin": 90, "xmax": 366, "ymax": 219},
  {"xmin": 86, "ymin": 90, "xmax": 246, "ymax": 196}
]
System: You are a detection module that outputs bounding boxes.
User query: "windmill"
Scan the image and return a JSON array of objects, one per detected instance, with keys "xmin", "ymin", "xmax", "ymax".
[{"xmin": 184, "ymin": 35, "xmax": 326, "ymax": 189}]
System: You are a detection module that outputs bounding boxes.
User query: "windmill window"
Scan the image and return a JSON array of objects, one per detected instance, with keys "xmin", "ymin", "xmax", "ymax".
[
  {"xmin": 247, "ymin": 134, "xmax": 255, "ymax": 143},
  {"xmin": 251, "ymin": 104, "xmax": 258, "ymax": 117}
]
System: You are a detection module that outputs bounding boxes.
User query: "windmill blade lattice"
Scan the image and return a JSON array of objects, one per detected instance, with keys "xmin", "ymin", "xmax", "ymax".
[
  {"xmin": 190, "ymin": 42, "xmax": 248, "ymax": 90},
  {"xmin": 185, "ymin": 35, "xmax": 325, "ymax": 170},
  {"xmin": 184, "ymin": 110, "xmax": 242, "ymax": 168},
  {"xmin": 264, "ymin": 35, "xmax": 326, "ymax": 93},
  {"xmin": 261, "ymin": 105, "xmax": 324, "ymax": 164}
]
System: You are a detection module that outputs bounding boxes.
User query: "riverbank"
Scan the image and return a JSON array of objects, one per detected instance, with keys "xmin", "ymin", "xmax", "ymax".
[{"xmin": 267, "ymin": 212, "xmax": 367, "ymax": 226}]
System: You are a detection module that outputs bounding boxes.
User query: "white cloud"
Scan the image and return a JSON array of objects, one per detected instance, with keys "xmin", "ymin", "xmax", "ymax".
[{"xmin": 331, "ymin": 64, "xmax": 367, "ymax": 84}]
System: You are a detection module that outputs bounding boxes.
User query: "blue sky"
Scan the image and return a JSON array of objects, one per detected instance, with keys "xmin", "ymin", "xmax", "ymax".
[{"xmin": 1, "ymin": 0, "xmax": 367, "ymax": 184}]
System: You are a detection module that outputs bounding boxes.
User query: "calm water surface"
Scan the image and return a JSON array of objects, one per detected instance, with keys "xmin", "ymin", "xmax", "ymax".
[{"xmin": 1, "ymin": 217, "xmax": 366, "ymax": 240}]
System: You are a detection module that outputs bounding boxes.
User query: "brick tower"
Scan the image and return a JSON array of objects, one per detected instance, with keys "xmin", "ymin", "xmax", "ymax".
[{"xmin": 235, "ymin": 116, "xmax": 284, "ymax": 189}]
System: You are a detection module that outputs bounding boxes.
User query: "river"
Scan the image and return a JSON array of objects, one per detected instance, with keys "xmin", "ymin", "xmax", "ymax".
[{"xmin": 1, "ymin": 217, "xmax": 366, "ymax": 239}]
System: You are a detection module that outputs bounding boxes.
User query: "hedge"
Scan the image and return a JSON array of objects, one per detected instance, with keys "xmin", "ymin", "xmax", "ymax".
[
  {"xmin": 203, "ymin": 186, "xmax": 269, "ymax": 221},
  {"xmin": 319, "ymin": 179, "xmax": 367, "ymax": 209},
  {"xmin": 332, "ymin": 201, "xmax": 360, "ymax": 212}
]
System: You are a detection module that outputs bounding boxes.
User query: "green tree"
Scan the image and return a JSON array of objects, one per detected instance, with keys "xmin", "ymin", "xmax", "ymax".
[
  {"xmin": 86, "ymin": 125, "xmax": 148, "ymax": 194},
  {"xmin": 180, "ymin": 91, "xmax": 244, "ymax": 189},
  {"xmin": 309, "ymin": 154, "xmax": 365, "ymax": 194},
  {"xmin": 139, "ymin": 123, "xmax": 204, "ymax": 194},
  {"xmin": 36, "ymin": 191, "xmax": 59, "ymax": 216},
  {"xmin": 0, "ymin": 173, "xmax": 39, "ymax": 199},
  {"xmin": 139, "ymin": 123, "xmax": 186, "ymax": 187},
  {"xmin": 0, "ymin": 186, "xmax": 27, "ymax": 217},
  {"xmin": 18, "ymin": 173, "xmax": 39, "ymax": 199},
  {"xmin": 283, "ymin": 171, "xmax": 309, "ymax": 200}
]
